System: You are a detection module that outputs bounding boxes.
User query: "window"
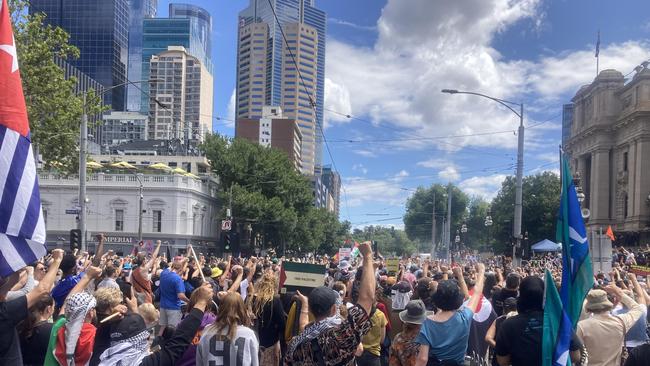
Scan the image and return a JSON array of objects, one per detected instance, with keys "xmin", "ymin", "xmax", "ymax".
[
  {"xmin": 623, "ymin": 152, "xmax": 628, "ymax": 172},
  {"xmin": 624, "ymin": 194, "xmax": 629, "ymax": 218},
  {"xmin": 43, "ymin": 209, "xmax": 47, "ymax": 226},
  {"xmin": 115, "ymin": 209, "xmax": 124, "ymax": 231},
  {"xmin": 153, "ymin": 210, "xmax": 162, "ymax": 233}
]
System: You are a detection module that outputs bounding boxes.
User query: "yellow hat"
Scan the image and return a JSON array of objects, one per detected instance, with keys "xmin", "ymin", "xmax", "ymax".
[{"xmin": 211, "ymin": 267, "xmax": 223, "ymax": 278}]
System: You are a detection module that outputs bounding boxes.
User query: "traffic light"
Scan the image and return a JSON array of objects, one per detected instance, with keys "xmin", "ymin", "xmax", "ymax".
[
  {"xmin": 70, "ymin": 229, "xmax": 81, "ymax": 250},
  {"xmin": 223, "ymin": 233, "xmax": 231, "ymax": 252}
]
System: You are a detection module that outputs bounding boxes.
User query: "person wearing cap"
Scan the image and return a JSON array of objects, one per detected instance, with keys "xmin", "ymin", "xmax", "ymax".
[
  {"xmin": 389, "ymin": 300, "xmax": 431, "ymax": 366},
  {"xmin": 577, "ymin": 285, "xmax": 644, "ymax": 366},
  {"xmin": 414, "ymin": 263, "xmax": 486, "ymax": 366},
  {"xmin": 284, "ymin": 242, "xmax": 376, "ymax": 366}
]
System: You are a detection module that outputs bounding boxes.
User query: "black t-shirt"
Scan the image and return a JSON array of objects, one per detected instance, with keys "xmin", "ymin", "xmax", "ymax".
[
  {"xmin": 255, "ymin": 296, "xmax": 287, "ymax": 348},
  {"xmin": 491, "ymin": 288, "xmax": 518, "ymax": 316},
  {"xmin": 20, "ymin": 321, "xmax": 53, "ymax": 366},
  {"xmin": 495, "ymin": 311, "xmax": 543, "ymax": 366},
  {"xmin": 625, "ymin": 343, "xmax": 650, "ymax": 366},
  {"xmin": 0, "ymin": 296, "xmax": 28, "ymax": 365}
]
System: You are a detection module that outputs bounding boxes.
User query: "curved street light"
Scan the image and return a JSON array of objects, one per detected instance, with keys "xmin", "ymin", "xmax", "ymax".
[{"xmin": 442, "ymin": 88, "xmax": 524, "ymax": 263}]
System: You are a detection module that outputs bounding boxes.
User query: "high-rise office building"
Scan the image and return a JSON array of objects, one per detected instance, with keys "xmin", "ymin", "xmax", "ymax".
[
  {"xmin": 140, "ymin": 4, "xmax": 213, "ymax": 115},
  {"xmin": 321, "ymin": 165, "xmax": 341, "ymax": 217},
  {"xmin": 169, "ymin": 4, "xmax": 213, "ymax": 72},
  {"xmin": 101, "ymin": 111, "xmax": 149, "ymax": 146},
  {"xmin": 30, "ymin": 0, "xmax": 129, "ymax": 111},
  {"xmin": 126, "ymin": 0, "xmax": 158, "ymax": 111},
  {"xmin": 236, "ymin": 0, "xmax": 326, "ymax": 175},
  {"xmin": 236, "ymin": 106, "xmax": 303, "ymax": 171},
  {"xmin": 148, "ymin": 46, "xmax": 213, "ymax": 142},
  {"xmin": 562, "ymin": 103, "xmax": 574, "ymax": 148}
]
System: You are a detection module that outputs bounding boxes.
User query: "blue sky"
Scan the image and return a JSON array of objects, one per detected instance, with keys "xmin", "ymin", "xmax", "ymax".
[{"xmin": 160, "ymin": 0, "xmax": 650, "ymax": 231}]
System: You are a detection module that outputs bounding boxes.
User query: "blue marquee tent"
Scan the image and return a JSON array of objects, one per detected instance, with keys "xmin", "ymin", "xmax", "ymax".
[{"xmin": 531, "ymin": 239, "xmax": 561, "ymax": 252}]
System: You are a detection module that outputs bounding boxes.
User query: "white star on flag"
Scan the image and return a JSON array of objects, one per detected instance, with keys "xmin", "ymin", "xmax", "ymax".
[{"xmin": 0, "ymin": 35, "xmax": 18, "ymax": 73}]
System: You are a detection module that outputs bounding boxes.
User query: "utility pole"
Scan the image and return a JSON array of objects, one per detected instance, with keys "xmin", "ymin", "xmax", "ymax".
[
  {"xmin": 513, "ymin": 104, "xmax": 525, "ymax": 266},
  {"xmin": 430, "ymin": 189, "xmax": 436, "ymax": 258},
  {"xmin": 78, "ymin": 94, "xmax": 88, "ymax": 252},
  {"xmin": 446, "ymin": 183, "xmax": 452, "ymax": 263}
]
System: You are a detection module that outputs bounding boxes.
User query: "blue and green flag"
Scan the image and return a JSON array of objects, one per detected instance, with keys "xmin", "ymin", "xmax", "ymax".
[{"xmin": 543, "ymin": 157, "xmax": 594, "ymax": 366}]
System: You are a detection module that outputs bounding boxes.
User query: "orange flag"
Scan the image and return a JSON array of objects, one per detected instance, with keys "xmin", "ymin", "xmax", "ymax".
[{"xmin": 606, "ymin": 225, "xmax": 616, "ymax": 241}]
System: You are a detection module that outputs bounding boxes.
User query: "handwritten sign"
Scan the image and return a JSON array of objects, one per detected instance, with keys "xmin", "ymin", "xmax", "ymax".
[
  {"xmin": 279, "ymin": 262, "xmax": 326, "ymax": 295},
  {"xmin": 386, "ymin": 258, "xmax": 399, "ymax": 274}
]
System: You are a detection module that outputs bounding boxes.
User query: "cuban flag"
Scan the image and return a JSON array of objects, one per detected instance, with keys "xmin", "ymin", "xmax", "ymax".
[
  {"xmin": 542, "ymin": 157, "xmax": 593, "ymax": 366},
  {"xmin": 0, "ymin": 0, "xmax": 47, "ymax": 277}
]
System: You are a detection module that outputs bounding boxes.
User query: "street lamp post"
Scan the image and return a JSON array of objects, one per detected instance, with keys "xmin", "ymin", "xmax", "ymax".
[
  {"xmin": 442, "ymin": 89, "xmax": 524, "ymax": 264},
  {"xmin": 78, "ymin": 78, "xmax": 162, "ymax": 251},
  {"xmin": 134, "ymin": 173, "xmax": 144, "ymax": 243}
]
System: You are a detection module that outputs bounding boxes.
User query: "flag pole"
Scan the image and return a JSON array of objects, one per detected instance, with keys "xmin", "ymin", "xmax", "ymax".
[{"xmin": 595, "ymin": 30, "xmax": 601, "ymax": 77}]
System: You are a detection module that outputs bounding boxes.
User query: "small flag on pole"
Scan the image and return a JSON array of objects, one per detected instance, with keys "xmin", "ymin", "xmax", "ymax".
[
  {"xmin": 0, "ymin": 0, "xmax": 47, "ymax": 277},
  {"xmin": 606, "ymin": 225, "xmax": 615, "ymax": 242},
  {"xmin": 595, "ymin": 30, "xmax": 600, "ymax": 58}
]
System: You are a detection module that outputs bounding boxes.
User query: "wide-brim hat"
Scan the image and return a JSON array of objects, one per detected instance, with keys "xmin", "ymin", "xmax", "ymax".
[
  {"xmin": 398, "ymin": 299, "xmax": 432, "ymax": 324},
  {"xmin": 585, "ymin": 289, "xmax": 613, "ymax": 312}
]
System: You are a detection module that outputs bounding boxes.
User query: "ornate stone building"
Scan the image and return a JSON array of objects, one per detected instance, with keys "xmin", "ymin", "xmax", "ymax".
[{"xmin": 565, "ymin": 68, "xmax": 650, "ymax": 245}]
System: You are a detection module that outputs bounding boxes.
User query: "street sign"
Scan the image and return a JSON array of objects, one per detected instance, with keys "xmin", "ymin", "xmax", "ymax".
[
  {"xmin": 65, "ymin": 209, "xmax": 80, "ymax": 214},
  {"xmin": 221, "ymin": 220, "xmax": 232, "ymax": 231}
]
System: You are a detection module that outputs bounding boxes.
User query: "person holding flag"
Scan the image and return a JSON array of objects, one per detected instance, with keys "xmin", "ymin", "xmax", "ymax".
[{"xmin": 542, "ymin": 157, "xmax": 594, "ymax": 366}]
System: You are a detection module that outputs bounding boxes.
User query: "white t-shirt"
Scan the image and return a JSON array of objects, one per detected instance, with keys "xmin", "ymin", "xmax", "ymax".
[
  {"xmin": 240, "ymin": 278, "xmax": 249, "ymax": 302},
  {"xmin": 97, "ymin": 277, "xmax": 120, "ymax": 289},
  {"xmin": 197, "ymin": 325, "xmax": 259, "ymax": 366}
]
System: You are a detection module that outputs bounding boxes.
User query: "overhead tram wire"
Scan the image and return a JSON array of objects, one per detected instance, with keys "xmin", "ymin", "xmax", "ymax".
[{"xmin": 264, "ymin": 0, "xmax": 352, "ymax": 221}]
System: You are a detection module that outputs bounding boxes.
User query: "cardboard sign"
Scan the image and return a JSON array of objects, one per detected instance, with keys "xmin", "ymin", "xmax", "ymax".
[
  {"xmin": 386, "ymin": 258, "xmax": 399, "ymax": 274},
  {"xmin": 279, "ymin": 262, "xmax": 326, "ymax": 295},
  {"xmin": 338, "ymin": 247, "xmax": 352, "ymax": 260},
  {"xmin": 630, "ymin": 265, "xmax": 650, "ymax": 277}
]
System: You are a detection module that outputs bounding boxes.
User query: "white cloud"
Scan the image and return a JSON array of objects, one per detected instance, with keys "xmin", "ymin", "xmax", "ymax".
[
  {"xmin": 352, "ymin": 163, "xmax": 368, "ymax": 175},
  {"xmin": 328, "ymin": 18, "xmax": 377, "ymax": 32},
  {"xmin": 438, "ymin": 166, "xmax": 460, "ymax": 181},
  {"xmin": 417, "ymin": 158, "xmax": 452, "ymax": 169},
  {"xmin": 344, "ymin": 170, "xmax": 411, "ymax": 207},
  {"xmin": 325, "ymin": 0, "xmax": 650, "ymax": 152},
  {"xmin": 352, "ymin": 149, "xmax": 378, "ymax": 158},
  {"xmin": 534, "ymin": 152, "xmax": 560, "ymax": 163},
  {"xmin": 324, "ymin": 78, "xmax": 352, "ymax": 127},
  {"xmin": 458, "ymin": 174, "xmax": 508, "ymax": 199},
  {"xmin": 226, "ymin": 88, "xmax": 236, "ymax": 128},
  {"xmin": 396, "ymin": 169, "xmax": 409, "ymax": 178}
]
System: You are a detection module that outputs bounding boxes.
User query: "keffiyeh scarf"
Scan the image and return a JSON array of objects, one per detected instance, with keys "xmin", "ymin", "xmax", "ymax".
[
  {"xmin": 62, "ymin": 292, "xmax": 97, "ymax": 366},
  {"xmin": 287, "ymin": 315, "xmax": 342, "ymax": 356},
  {"xmin": 98, "ymin": 330, "xmax": 150, "ymax": 366}
]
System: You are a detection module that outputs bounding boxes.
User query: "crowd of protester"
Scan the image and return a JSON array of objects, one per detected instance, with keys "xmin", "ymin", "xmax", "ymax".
[{"xmin": 0, "ymin": 235, "xmax": 649, "ymax": 366}]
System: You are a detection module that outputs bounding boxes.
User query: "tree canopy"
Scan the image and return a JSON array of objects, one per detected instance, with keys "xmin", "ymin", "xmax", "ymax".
[{"xmin": 201, "ymin": 134, "xmax": 349, "ymax": 254}]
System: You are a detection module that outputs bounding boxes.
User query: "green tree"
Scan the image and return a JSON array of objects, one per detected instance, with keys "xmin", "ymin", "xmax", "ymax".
[
  {"xmin": 202, "ymin": 134, "xmax": 348, "ymax": 254},
  {"xmin": 403, "ymin": 184, "xmax": 469, "ymax": 252},
  {"xmin": 10, "ymin": 0, "xmax": 103, "ymax": 172},
  {"xmin": 464, "ymin": 196, "xmax": 491, "ymax": 250},
  {"xmin": 351, "ymin": 226, "xmax": 418, "ymax": 257},
  {"xmin": 490, "ymin": 172, "xmax": 561, "ymax": 254}
]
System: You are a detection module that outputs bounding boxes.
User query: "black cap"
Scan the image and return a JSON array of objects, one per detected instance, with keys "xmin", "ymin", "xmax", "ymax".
[
  {"xmin": 110, "ymin": 313, "xmax": 147, "ymax": 342},
  {"xmin": 308, "ymin": 286, "xmax": 338, "ymax": 317}
]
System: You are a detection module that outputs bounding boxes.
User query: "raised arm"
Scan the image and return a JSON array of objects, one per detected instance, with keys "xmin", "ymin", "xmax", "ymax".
[
  {"xmin": 26, "ymin": 249, "xmax": 64, "ymax": 308},
  {"xmin": 356, "ymin": 242, "xmax": 376, "ymax": 315},
  {"xmin": 627, "ymin": 273, "xmax": 646, "ymax": 306},
  {"xmin": 143, "ymin": 240, "xmax": 162, "ymax": 272},
  {"xmin": 466, "ymin": 263, "xmax": 486, "ymax": 313},
  {"xmin": 92, "ymin": 234, "xmax": 106, "ymax": 266},
  {"xmin": 69, "ymin": 265, "xmax": 103, "ymax": 296},
  {"xmin": 453, "ymin": 267, "xmax": 469, "ymax": 300}
]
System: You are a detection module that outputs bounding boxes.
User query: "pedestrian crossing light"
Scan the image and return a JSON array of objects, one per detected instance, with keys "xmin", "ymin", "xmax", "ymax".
[
  {"xmin": 224, "ymin": 233, "xmax": 231, "ymax": 251},
  {"xmin": 70, "ymin": 229, "xmax": 81, "ymax": 251}
]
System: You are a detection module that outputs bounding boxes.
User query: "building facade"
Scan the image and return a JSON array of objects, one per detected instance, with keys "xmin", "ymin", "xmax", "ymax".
[
  {"xmin": 101, "ymin": 111, "xmax": 149, "ymax": 147},
  {"xmin": 148, "ymin": 46, "xmax": 213, "ymax": 142},
  {"xmin": 126, "ymin": 0, "xmax": 158, "ymax": 112},
  {"xmin": 90, "ymin": 150, "xmax": 210, "ymax": 175},
  {"xmin": 30, "ymin": 0, "xmax": 129, "ymax": 111},
  {"xmin": 236, "ymin": 107, "xmax": 303, "ymax": 170},
  {"xmin": 321, "ymin": 165, "xmax": 341, "ymax": 217},
  {"xmin": 39, "ymin": 172, "xmax": 220, "ymax": 253},
  {"xmin": 565, "ymin": 68, "xmax": 650, "ymax": 245},
  {"xmin": 236, "ymin": 0, "xmax": 326, "ymax": 175}
]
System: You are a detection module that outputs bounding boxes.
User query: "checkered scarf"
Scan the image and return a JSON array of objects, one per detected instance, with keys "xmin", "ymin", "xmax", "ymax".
[
  {"xmin": 98, "ymin": 330, "xmax": 150, "ymax": 366},
  {"xmin": 64, "ymin": 292, "xmax": 97, "ymax": 365}
]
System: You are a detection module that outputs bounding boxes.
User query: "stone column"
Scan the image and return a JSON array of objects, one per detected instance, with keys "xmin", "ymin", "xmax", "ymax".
[
  {"xmin": 633, "ymin": 138, "xmax": 650, "ymax": 223},
  {"xmin": 590, "ymin": 149, "xmax": 611, "ymax": 225}
]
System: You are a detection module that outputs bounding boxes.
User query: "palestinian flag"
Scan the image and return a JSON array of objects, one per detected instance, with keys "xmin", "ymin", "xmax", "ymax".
[{"xmin": 465, "ymin": 291, "xmax": 497, "ymax": 361}]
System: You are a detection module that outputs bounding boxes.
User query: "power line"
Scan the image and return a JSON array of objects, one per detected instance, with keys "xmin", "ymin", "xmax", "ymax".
[{"xmin": 264, "ymin": 0, "xmax": 351, "ymax": 221}]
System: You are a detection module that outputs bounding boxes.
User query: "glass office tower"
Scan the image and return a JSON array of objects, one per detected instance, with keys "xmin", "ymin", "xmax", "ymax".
[
  {"xmin": 30, "ymin": 0, "xmax": 130, "ymax": 111},
  {"xmin": 127, "ymin": 0, "xmax": 158, "ymax": 111},
  {"xmin": 169, "ymin": 3, "xmax": 213, "ymax": 73}
]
